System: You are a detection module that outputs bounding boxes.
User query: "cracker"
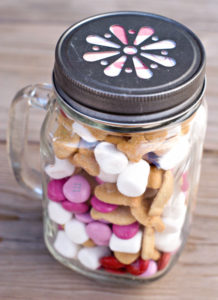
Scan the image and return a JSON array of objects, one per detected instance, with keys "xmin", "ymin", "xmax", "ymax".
[
  {"xmin": 83, "ymin": 239, "xmax": 96, "ymax": 247},
  {"xmin": 141, "ymin": 227, "xmax": 155, "ymax": 260},
  {"xmin": 95, "ymin": 183, "xmax": 142, "ymax": 208},
  {"xmin": 144, "ymin": 130, "xmax": 167, "ymax": 141},
  {"xmin": 90, "ymin": 207, "xmax": 136, "ymax": 225},
  {"xmin": 53, "ymin": 125, "xmax": 80, "ymax": 159},
  {"xmin": 148, "ymin": 170, "xmax": 174, "ymax": 217},
  {"xmin": 130, "ymin": 198, "xmax": 165, "ymax": 232},
  {"xmin": 114, "ymin": 251, "xmax": 140, "ymax": 265},
  {"xmin": 57, "ymin": 113, "xmax": 74, "ymax": 131},
  {"xmin": 152, "ymin": 249, "xmax": 161, "ymax": 261},
  {"xmin": 147, "ymin": 166, "xmax": 163, "ymax": 189},
  {"xmin": 117, "ymin": 135, "xmax": 155, "ymax": 162},
  {"xmin": 72, "ymin": 150, "xmax": 100, "ymax": 176},
  {"xmin": 105, "ymin": 135, "xmax": 126, "ymax": 145},
  {"xmin": 84, "ymin": 125, "xmax": 108, "ymax": 141},
  {"xmin": 181, "ymin": 113, "xmax": 196, "ymax": 136}
]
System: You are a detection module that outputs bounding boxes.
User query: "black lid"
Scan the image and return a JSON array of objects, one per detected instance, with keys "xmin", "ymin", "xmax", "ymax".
[{"xmin": 53, "ymin": 11, "xmax": 205, "ymax": 123}]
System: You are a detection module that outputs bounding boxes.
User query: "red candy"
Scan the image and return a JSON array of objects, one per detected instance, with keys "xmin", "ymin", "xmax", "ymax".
[
  {"xmin": 126, "ymin": 258, "xmax": 149, "ymax": 275},
  {"xmin": 157, "ymin": 253, "xmax": 171, "ymax": 271},
  {"xmin": 100, "ymin": 256, "xmax": 125, "ymax": 270},
  {"xmin": 104, "ymin": 268, "xmax": 127, "ymax": 274}
]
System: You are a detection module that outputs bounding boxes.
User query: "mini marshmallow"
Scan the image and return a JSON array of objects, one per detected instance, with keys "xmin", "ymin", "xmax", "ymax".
[
  {"xmin": 48, "ymin": 201, "xmax": 72, "ymax": 224},
  {"xmin": 155, "ymin": 231, "xmax": 181, "ymax": 252},
  {"xmin": 45, "ymin": 156, "xmax": 75, "ymax": 179},
  {"xmin": 158, "ymin": 137, "xmax": 190, "ymax": 170},
  {"xmin": 163, "ymin": 192, "xmax": 187, "ymax": 219},
  {"xmin": 109, "ymin": 231, "xmax": 142, "ymax": 254},
  {"xmin": 78, "ymin": 246, "xmax": 110, "ymax": 270},
  {"xmin": 97, "ymin": 169, "xmax": 118, "ymax": 183},
  {"xmin": 65, "ymin": 219, "xmax": 89, "ymax": 244},
  {"xmin": 94, "ymin": 142, "xmax": 128, "ymax": 174},
  {"xmin": 54, "ymin": 231, "xmax": 80, "ymax": 258},
  {"xmin": 73, "ymin": 122, "xmax": 97, "ymax": 143},
  {"xmin": 79, "ymin": 138, "xmax": 98, "ymax": 150},
  {"xmin": 117, "ymin": 160, "xmax": 150, "ymax": 197}
]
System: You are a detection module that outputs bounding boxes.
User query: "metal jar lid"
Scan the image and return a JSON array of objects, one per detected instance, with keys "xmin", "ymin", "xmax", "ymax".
[{"xmin": 53, "ymin": 11, "xmax": 206, "ymax": 125}]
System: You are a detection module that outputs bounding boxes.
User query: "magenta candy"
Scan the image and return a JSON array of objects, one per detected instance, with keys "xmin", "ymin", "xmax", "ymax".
[
  {"xmin": 91, "ymin": 196, "xmax": 118, "ymax": 213},
  {"xmin": 75, "ymin": 212, "xmax": 93, "ymax": 223},
  {"xmin": 63, "ymin": 175, "xmax": 91, "ymax": 203},
  {"xmin": 95, "ymin": 177, "xmax": 104, "ymax": 184},
  {"xmin": 62, "ymin": 200, "xmax": 89, "ymax": 214},
  {"xmin": 86, "ymin": 221, "xmax": 112, "ymax": 246},
  {"xmin": 112, "ymin": 222, "xmax": 139, "ymax": 239},
  {"xmin": 47, "ymin": 178, "xmax": 67, "ymax": 202},
  {"xmin": 139, "ymin": 260, "xmax": 157, "ymax": 277}
]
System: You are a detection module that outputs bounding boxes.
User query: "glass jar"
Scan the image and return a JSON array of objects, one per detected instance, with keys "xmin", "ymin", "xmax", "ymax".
[{"xmin": 8, "ymin": 12, "xmax": 207, "ymax": 284}]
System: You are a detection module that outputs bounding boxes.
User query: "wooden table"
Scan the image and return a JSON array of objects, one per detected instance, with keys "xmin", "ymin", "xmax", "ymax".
[{"xmin": 0, "ymin": 1, "xmax": 218, "ymax": 299}]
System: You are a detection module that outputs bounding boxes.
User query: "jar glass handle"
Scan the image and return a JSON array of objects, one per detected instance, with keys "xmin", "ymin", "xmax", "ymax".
[{"xmin": 7, "ymin": 83, "xmax": 53, "ymax": 199}]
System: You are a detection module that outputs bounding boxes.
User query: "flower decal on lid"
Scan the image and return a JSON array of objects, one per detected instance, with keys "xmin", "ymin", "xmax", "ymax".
[{"xmin": 83, "ymin": 25, "xmax": 176, "ymax": 79}]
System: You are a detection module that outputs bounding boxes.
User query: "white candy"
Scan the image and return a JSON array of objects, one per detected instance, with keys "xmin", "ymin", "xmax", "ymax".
[
  {"xmin": 94, "ymin": 142, "xmax": 128, "ymax": 174},
  {"xmin": 109, "ymin": 231, "xmax": 142, "ymax": 254},
  {"xmin": 73, "ymin": 122, "xmax": 97, "ymax": 143},
  {"xmin": 78, "ymin": 246, "xmax": 110, "ymax": 270},
  {"xmin": 54, "ymin": 231, "xmax": 80, "ymax": 258},
  {"xmin": 65, "ymin": 219, "xmax": 89, "ymax": 244},
  {"xmin": 97, "ymin": 169, "xmax": 118, "ymax": 183},
  {"xmin": 158, "ymin": 137, "xmax": 190, "ymax": 170},
  {"xmin": 45, "ymin": 156, "xmax": 75, "ymax": 179},
  {"xmin": 117, "ymin": 160, "xmax": 150, "ymax": 197},
  {"xmin": 48, "ymin": 201, "xmax": 72, "ymax": 225},
  {"xmin": 155, "ymin": 231, "xmax": 181, "ymax": 252},
  {"xmin": 163, "ymin": 192, "xmax": 187, "ymax": 219}
]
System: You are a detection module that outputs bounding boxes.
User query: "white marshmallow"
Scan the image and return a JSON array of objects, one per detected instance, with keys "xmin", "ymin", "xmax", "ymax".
[
  {"xmin": 65, "ymin": 219, "xmax": 89, "ymax": 244},
  {"xmin": 163, "ymin": 192, "xmax": 187, "ymax": 220},
  {"xmin": 158, "ymin": 137, "xmax": 190, "ymax": 170},
  {"xmin": 78, "ymin": 246, "xmax": 110, "ymax": 270},
  {"xmin": 109, "ymin": 231, "xmax": 142, "ymax": 254},
  {"xmin": 94, "ymin": 142, "xmax": 128, "ymax": 174},
  {"xmin": 54, "ymin": 231, "xmax": 80, "ymax": 258},
  {"xmin": 45, "ymin": 156, "xmax": 75, "ymax": 179},
  {"xmin": 48, "ymin": 201, "xmax": 72, "ymax": 225},
  {"xmin": 73, "ymin": 122, "xmax": 97, "ymax": 143},
  {"xmin": 162, "ymin": 212, "xmax": 186, "ymax": 233},
  {"xmin": 97, "ymin": 169, "xmax": 118, "ymax": 183},
  {"xmin": 117, "ymin": 160, "xmax": 150, "ymax": 197},
  {"xmin": 155, "ymin": 231, "xmax": 181, "ymax": 252}
]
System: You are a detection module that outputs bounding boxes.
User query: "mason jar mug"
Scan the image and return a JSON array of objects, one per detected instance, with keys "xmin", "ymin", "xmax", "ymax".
[{"xmin": 8, "ymin": 12, "xmax": 207, "ymax": 283}]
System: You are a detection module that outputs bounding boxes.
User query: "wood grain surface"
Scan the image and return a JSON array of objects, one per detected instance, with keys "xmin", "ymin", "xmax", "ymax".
[{"xmin": 0, "ymin": 1, "xmax": 218, "ymax": 299}]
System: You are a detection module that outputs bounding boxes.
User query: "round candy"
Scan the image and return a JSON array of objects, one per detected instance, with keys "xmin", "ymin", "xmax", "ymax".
[
  {"xmin": 47, "ymin": 178, "xmax": 67, "ymax": 202},
  {"xmin": 62, "ymin": 200, "xmax": 89, "ymax": 214},
  {"xmin": 126, "ymin": 258, "xmax": 149, "ymax": 275},
  {"xmin": 157, "ymin": 253, "xmax": 171, "ymax": 271},
  {"xmin": 139, "ymin": 260, "xmax": 157, "ymax": 277},
  {"xmin": 112, "ymin": 222, "xmax": 139, "ymax": 239},
  {"xmin": 91, "ymin": 196, "xmax": 118, "ymax": 213},
  {"xmin": 75, "ymin": 212, "xmax": 93, "ymax": 223},
  {"xmin": 63, "ymin": 175, "xmax": 91, "ymax": 203},
  {"xmin": 86, "ymin": 221, "xmax": 112, "ymax": 246},
  {"xmin": 100, "ymin": 256, "xmax": 125, "ymax": 270}
]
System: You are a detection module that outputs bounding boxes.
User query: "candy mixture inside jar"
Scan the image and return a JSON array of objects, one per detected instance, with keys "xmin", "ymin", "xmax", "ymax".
[{"xmin": 44, "ymin": 107, "xmax": 200, "ymax": 277}]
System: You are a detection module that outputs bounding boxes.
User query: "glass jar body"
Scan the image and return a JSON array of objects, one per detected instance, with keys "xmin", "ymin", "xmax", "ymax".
[{"xmin": 40, "ymin": 94, "xmax": 207, "ymax": 283}]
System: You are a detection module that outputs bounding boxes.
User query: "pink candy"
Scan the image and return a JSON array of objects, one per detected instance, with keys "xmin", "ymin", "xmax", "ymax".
[
  {"xmin": 62, "ymin": 200, "xmax": 89, "ymax": 214},
  {"xmin": 63, "ymin": 175, "xmax": 91, "ymax": 203},
  {"xmin": 139, "ymin": 260, "xmax": 157, "ymax": 277},
  {"xmin": 47, "ymin": 178, "xmax": 67, "ymax": 202},
  {"xmin": 75, "ymin": 212, "xmax": 93, "ymax": 223},
  {"xmin": 86, "ymin": 221, "xmax": 112, "ymax": 246},
  {"xmin": 91, "ymin": 196, "xmax": 118, "ymax": 213},
  {"xmin": 112, "ymin": 222, "xmax": 139, "ymax": 239}
]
